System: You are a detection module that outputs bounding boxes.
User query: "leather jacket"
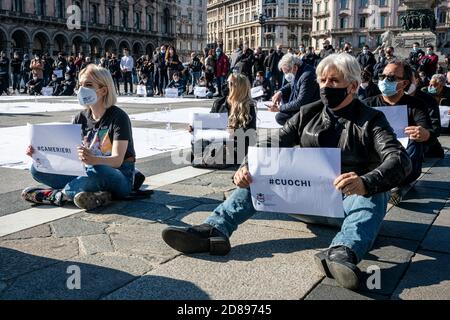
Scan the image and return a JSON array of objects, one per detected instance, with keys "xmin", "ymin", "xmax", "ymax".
[{"xmin": 242, "ymin": 98, "xmax": 412, "ymax": 196}]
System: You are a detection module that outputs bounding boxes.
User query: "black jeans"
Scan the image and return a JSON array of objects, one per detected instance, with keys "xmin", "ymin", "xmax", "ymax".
[{"xmin": 122, "ymin": 71, "xmax": 133, "ymax": 94}]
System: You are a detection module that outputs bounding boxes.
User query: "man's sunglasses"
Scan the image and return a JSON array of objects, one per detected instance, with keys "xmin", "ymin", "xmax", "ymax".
[{"xmin": 378, "ymin": 74, "xmax": 404, "ymax": 82}]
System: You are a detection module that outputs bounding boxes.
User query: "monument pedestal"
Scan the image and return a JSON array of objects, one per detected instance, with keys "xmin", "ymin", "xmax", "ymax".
[{"xmin": 393, "ymin": 31, "xmax": 437, "ymax": 59}]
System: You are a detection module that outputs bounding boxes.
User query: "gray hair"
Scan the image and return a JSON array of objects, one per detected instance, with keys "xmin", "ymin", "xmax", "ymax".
[
  {"xmin": 431, "ymin": 74, "xmax": 447, "ymax": 86},
  {"xmin": 316, "ymin": 53, "xmax": 362, "ymax": 85},
  {"xmin": 278, "ymin": 53, "xmax": 302, "ymax": 71}
]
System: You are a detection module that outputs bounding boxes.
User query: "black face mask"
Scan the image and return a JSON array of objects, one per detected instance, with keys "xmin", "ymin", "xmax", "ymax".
[{"xmin": 320, "ymin": 86, "xmax": 350, "ymax": 109}]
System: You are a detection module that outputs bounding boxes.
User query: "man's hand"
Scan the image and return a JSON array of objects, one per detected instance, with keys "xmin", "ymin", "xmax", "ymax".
[
  {"xmin": 77, "ymin": 146, "xmax": 98, "ymax": 166},
  {"xmin": 404, "ymin": 126, "xmax": 430, "ymax": 142},
  {"xmin": 233, "ymin": 166, "xmax": 253, "ymax": 188},
  {"xmin": 267, "ymin": 103, "xmax": 280, "ymax": 113},
  {"xmin": 334, "ymin": 172, "xmax": 367, "ymax": 196},
  {"xmin": 271, "ymin": 91, "xmax": 282, "ymax": 105}
]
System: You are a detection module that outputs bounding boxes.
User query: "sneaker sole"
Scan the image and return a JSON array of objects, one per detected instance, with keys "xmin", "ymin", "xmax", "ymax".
[
  {"xmin": 162, "ymin": 227, "xmax": 231, "ymax": 256},
  {"xmin": 74, "ymin": 192, "xmax": 111, "ymax": 210},
  {"xmin": 328, "ymin": 261, "xmax": 360, "ymax": 290}
]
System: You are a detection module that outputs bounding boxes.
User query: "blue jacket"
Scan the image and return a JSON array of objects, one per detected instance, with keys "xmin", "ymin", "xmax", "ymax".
[{"xmin": 279, "ymin": 63, "xmax": 320, "ymax": 114}]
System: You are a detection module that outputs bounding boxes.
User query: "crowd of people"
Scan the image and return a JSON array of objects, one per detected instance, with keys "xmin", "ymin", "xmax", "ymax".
[{"xmin": 15, "ymin": 39, "xmax": 450, "ymax": 292}]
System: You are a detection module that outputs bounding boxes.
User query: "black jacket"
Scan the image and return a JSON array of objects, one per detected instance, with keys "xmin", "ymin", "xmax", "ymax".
[
  {"xmin": 242, "ymin": 99, "xmax": 412, "ymax": 196},
  {"xmin": 11, "ymin": 58, "xmax": 22, "ymax": 74},
  {"xmin": 357, "ymin": 52, "xmax": 377, "ymax": 74},
  {"xmin": 413, "ymin": 89, "xmax": 441, "ymax": 140},
  {"xmin": 357, "ymin": 81, "xmax": 381, "ymax": 101}
]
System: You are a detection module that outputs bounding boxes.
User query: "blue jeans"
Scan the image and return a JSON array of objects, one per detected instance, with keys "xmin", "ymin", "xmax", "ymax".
[
  {"xmin": 216, "ymin": 75, "xmax": 226, "ymax": 96},
  {"xmin": 403, "ymin": 140, "xmax": 424, "ymax": 185},
  {"xmin": 205, "ymin": 187, "xmax": 390, "ymax": 262},
  {"xmin": 191, "ymin": 71, "xmax": 201, "ymax": 88},
  {"xmin": 30, "ymin": 162, "xmax": 134, "ymax": 200}
]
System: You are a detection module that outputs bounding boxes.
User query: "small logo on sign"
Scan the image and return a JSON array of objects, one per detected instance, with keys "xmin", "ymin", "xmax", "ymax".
[{"xmin": 256, "ymin": 193, "xmax": 265, "ymax": 203}]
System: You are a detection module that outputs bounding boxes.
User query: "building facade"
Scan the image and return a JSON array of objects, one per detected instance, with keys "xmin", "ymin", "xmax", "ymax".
[
  {"xmin": 175, "ymin": 0, "xmax": 207, "ymax": 61},
  {"xmin": 0, "ymin": 0, "xmax": 179, "ymax": 59},
  {"xmin": 207, "ymin": 0, "xmax": 313, "ymax": 54},
  {"xmin": 311, "ymin": 0, "xmax": 450, "ymax": 52}
]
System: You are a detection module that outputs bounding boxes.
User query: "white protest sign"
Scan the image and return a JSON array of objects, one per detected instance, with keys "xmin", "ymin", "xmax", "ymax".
[
  {"xmin": 194, "ymin": 86, "xmax": 207, "ymax": 98},
  {"xmin": 165, "ymin": 88, "xmax": 180, "ymax": 98},
  {"xmin": 257, "ymin": 101, "xmax": 272, "ymax": 110},
  {"xmin": 53, "ymin": 70, "xmax": 63, "ymax": 78},
  {"xmin": 374, "ymin": 105, "xmax": 409, "ymax": 148},
  {"xmin": 29, "ymin": 123, "xmax": 87, "ymax": 177},
  {"xmin": 256, "ymin": 111, "xmax": 283, "ymax": 129},
  {"xmin": 191, "ymin": 113, "xmax": 229, "ymax": 142},
  {"xmin": 248, "ymin": 147, "xmax": 344, "ymax": 218},
  {"xmin": 41, "ymin": 87, "xmax": 53, "ymax": 96},
  {"xmin": 251, "ymin": 86, "xmax": 265, "ymax": 98},
  {"xmin": 136, "ymin": 85, "xmax": 146, "ymax": 96},
  {"xmin": 440, "ymin": 106, "xmax": 450, "ymax": 128}
]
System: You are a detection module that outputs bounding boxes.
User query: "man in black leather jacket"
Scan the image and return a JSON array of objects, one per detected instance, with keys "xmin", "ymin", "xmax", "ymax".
[
  {"xmin": 162, "ymin": 53, "xmax": 412, "ymax": 290},
  {"xmin": 364, "ymin": 61, "xmax": 433, "ymax": 205}
]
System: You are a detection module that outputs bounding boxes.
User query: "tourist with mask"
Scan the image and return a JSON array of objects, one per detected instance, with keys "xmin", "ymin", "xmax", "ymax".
[
  {"xmin": 267, "ymin": 45, "xmax": 284, "ymax": 90},
  {"xmin": 407, "ymin": 71, "xmax": 445, "ymax": 158},
  {"xmin": 253, "ymin": 47, "xmax": 265, "ymax": 80},
  {"xmin": 419, "ymin": 45, "xmax": 439, "ymax": 78},
  {"xmin": 364, "ymin": 61, "xmax": 433, "ymax": 205},
  {"xmin": 188, "ymin": 52, "xmax": 203, "ymax": 93},
  {"xmin": 357, "ymin": 45, "xmax": 377, "ymax": 75},
  {"xmin": 373, "ymin": 47, "xmax": 396, "ymax": 80},
  {"xmin": 303, "ymin": 46, "xmax": 320, "ymax": 67},
  {"xmin": 214, "ymin": 47, "xmax": 230, "ymax": 97},
  {"xmin": 55, "ymin": 72, "xmax": 76, "ymax": 96},
  {"xmin": 20, "ymin": 54, "xmax": 31, "ymax": 94},
  {"xmin": 154, "ymin": 45, "xmax": 168, "ymax": 96},
  {"xmin": 108, "ymin": 54, "xmax": 121, "ymax": 95},
  {"xmin": 162, "ymin": 53, "xmax": 412, "ymax": 291},
  {"xmin": 253, "ymin": 71, "xmax": 272, "ymax": 101},
  {"xmin": 22, "ymin": 64, "xmax": 136, "ymax": 210},
  {"xmin": 10, "ymin": 52, "xmax": 22, "ymax": 95},
  {"xmin": 424, "ymin": 74, "xmax": 450, "ymax": 107},
  {"xmin": 26, "ymin": 74, "xmax": 43, "ymax": 96},
  {"xmin": 408, "ymin": 42, "xmax": 425, "ymax": 70},
  {"xmin": 297, "ymin": 44, "xmax": 307, "ymax": 60},
  {"xmin": 268, "ymin": 54, "xmax": 320, "ymax": 125},
  {"xmin": 357, "ymin": 70, "xmax": 380, "ymax": 101},
  {"xmin": 417, "ymin": 71, "xmax": 430, "ymax": 90},
  {"xmin": 46, "ymin": 73, "xmax": 61, "ymax": 96}
]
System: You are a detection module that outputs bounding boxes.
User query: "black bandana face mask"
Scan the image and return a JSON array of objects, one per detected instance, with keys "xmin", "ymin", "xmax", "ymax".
[{"xmin": 320, "ymin": 86, "xmax": 350, "ymax": 110}]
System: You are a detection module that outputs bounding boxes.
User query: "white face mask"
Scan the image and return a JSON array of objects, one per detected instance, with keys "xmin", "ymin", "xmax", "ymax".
[
  {"xmin": 284, "ymin": 73, "xmax": 295, "ymax": 83},
  {"xmin": 360, "ymin": 83, "xmax": 369, "ymax": 89},
  {"xmin": 65, "ymin": 76, "xmax": 70, "ymax": 80},
  {"xmin": 77, "ymin": 86, "xmax": 98, "ymax": 106},
  {"xmin": 406, "ymin": 83, "xmax": 417, "ymax": 95}
]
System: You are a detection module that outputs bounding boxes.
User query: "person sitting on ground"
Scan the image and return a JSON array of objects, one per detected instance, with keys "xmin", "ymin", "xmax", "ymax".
[
  {"xmin": 166, "ymin": 72, "xmax": 185, "ymax": 97},
  {"xmin": 46, "ymin": 74, "xmax": 62, "ymax": 96},
  {"xmin": 189, "ymin": 73, "xmax": 257, "ymax": 167},
  {"xmin": 27, "ymin": 75, "xmax": 43, "ymax": 95},
  {"xmin": 357, "ymin": 70, "xmax": 380, "ymax": 101},
  {"xmin": 407, "ymin": 71, "xmax": 445, "ymax": 158},
  {"xmin": 56, "ymin": 72, "xmax": 76, "ymax": 96},
  {"xmin": 417, "ymin": 71, "xmax": 430, "ymax": 90},
  {"xmin": 267, "ymin": 54, "xmax": 320, "ymax": 125},
  {"xmin": 423, "ymin": 73, "xmax": 450, "ymax": 106},
  {"xmin": 364, "ymin": 61, "xmax": 433, "ymax": 205},
  {"xmin": 252, "ymin": 71, "xmax": 272, "ymax": 101},
  {"xmin": 197, "ymin": 75, "xmax": 214, "ymax": 99},
  {"xmin": 137, "ymin": 75, "xmax": 149, "ymax": 97},
  {"xmin": 21, "ymin": 64, "xmax": 137, "ymax": 211},
  {"xmin": 162, "ymin": 53, "xmax": 412, "ymax": 291}
]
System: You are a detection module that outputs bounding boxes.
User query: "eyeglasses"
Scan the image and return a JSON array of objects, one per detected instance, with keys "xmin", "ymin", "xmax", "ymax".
[{"xmin": 378, "ymin": 74, "xmax": 404, "ymax": 82}]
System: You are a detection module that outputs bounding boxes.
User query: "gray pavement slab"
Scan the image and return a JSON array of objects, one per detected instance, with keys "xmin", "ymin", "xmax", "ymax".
[
  {"xmin": 79, "ymin": 234, "xmax": 115, "ymax": 255},
  {"xmin": 0, "ymin": 190, "xmax": 32, "ymax": 217},
  {"xmin": 392, "ymin": 250, "xmax": 450, "ymax": 300},
  {"xmin": 0, "ymin": 253, "xmax": 153, "ymax": 300},
  {"xmin": 421, "ymin": 207, "xmax": 450, "ymax": 254},
  {"xmin": 1, "ymin": 224, "xmax": 52, "ymax": 240},
  {"xmin": 0, "ymin": 237, "xmax": 79, "ymax": 281},
  {"xmin": 0, "ymin": 168, "xmax": 36, "ymax": 195},
  {"xmin": 305, "ymin": 284, "xmax": 387, "ymax": 300},
  {"xmin": 104, "ymin": 223, "xmax": 327, "ymax": 300},
  {"xmin": 51, "ymin": 218, "xmax": 108, "ymax": 238}
]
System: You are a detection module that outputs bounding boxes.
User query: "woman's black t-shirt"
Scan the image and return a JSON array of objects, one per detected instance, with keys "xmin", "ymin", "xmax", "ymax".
[{"xmin": 72, "ymin": 105, "xmax": 136, "ymax": 162}]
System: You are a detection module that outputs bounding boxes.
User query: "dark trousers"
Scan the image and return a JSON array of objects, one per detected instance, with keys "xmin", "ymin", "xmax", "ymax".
[
  {"xmin": 12, "ymin": 73, "xmax": 21, "ymax": 91},
  {"xmin": 0, "ymin": 74, "xmax": 9, "ymax": 94},
  {"xmin": 157, "ymin": 69, "xmax": 168, "ymax": 94},
  {"xmin": 113, "ymin": 76, "xmax": 121, "ymax": 94},
  {"xmin": 122, "ymin": 71, "xmax": 133, "ymax": 94},
  {"xmin": 275, "ymin": 111, "xmax": 296, "ymax": 126},
  {"xmin": 403, "ymin": 140, "xmax": 424, "ymax": 186}
]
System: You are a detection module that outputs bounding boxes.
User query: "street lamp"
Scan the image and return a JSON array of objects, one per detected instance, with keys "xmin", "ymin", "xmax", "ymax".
[{"xmin": 255, "ymin": 13, "xmax": 269, "ymax": 49}]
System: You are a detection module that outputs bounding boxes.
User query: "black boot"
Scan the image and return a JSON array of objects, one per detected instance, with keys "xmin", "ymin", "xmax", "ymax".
[
  {"xmin": 314, "ymin": 245, "xmax": 361, "ymax": 290},
  {"xmin": 162, "ymin": 223, "xmax": 231, "ymax": 255}
]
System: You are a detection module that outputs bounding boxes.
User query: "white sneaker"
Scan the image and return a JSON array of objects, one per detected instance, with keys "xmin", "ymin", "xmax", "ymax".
[{"xmin": 73, "ymin": 191, "xmax": 112, "ymax": 210}]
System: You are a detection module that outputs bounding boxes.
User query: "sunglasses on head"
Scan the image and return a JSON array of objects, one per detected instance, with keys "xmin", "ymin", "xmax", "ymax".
[{"xmin": 378, "ymin": 74, "xmax": 403, "ymax": 82}]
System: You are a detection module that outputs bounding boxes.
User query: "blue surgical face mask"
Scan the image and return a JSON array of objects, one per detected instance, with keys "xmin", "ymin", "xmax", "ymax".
[
  {"xmin": 378, "ymin": 79, "xmax": 399, "ymax": 97},
  {"xmin": 428, "ymin": 86, "xmax": 438, "ymax": 95}
]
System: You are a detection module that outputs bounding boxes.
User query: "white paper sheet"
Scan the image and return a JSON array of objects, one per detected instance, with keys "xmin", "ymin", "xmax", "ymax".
[
  {"xmin": 256, "ymin": 110, "xmax": 283, "ymax": 129},
  {"xmin": 165, "ymin": 88, "xmax": 180, "ymax": 99},
  {"xmin": 440, "ymin": 106, "xmax": 450, "ymax": 128},
  {"xmin": 374, "ymin": 105, "xmax": 409, "ymax": 148},
  {"xmin": 192, "ymin": 129, "xmax": 232, "ymax": 142},
  {"xmin": 0, "ymin": 102, "xmax": 82, "ymax": 114},
  {"xmin": 194, "ymin": 86, "xmax": 208, "ymax": 97},
  {"xmin": 115, "ymin": 97, "xmax": 200, "ymax": 105},
  {"xmin": 130, "ymin": 107, "xmax": 210, "ymax": 123},
  {"xmin": 257, "ymin": 101, "xmax": 272, "ymax": 110},
  {"xmin": 251, "ymin": 86, "xmax": 265, "ymax": 99},
  {"xmin": 136, "ymin": 85, "xmax": 147, "ymax": 96},
  {"xmin": 191, "ymin": 113, "xmax": 228, "ymax": 129},
  {"xmin": 29, "ymin": 123, "xmax": 87, "ymax": 177},
  {"xmin": 248, "ymin": 147, "xmax": 344, "ymax": 218}
]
